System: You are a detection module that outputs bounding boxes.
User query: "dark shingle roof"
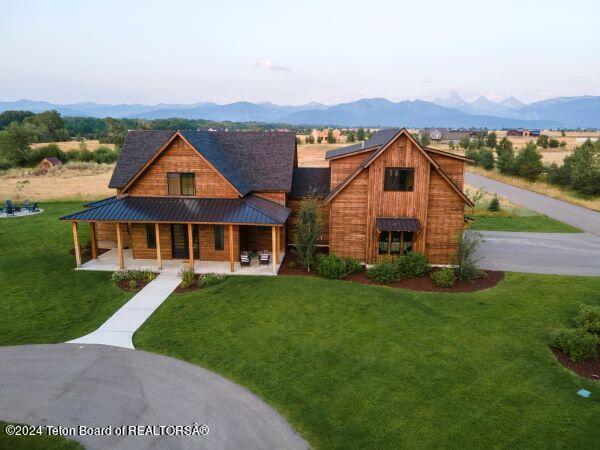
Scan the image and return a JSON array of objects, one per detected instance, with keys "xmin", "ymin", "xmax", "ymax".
[
  {"xmin": 44, "ymin": 156, "xmax": 62, "ymax": 165},
  {"xmin": 61, "ymin": 195, "xmax": 290, "ymax": 225},
  {"xmin": 325, "ymin": 129, "xmax": 400, "ymax": 159},
  {"xmin": 83, "ymin": 196, "xmax": 118, "ymax": 208},
  {"xmin": 290, "ymin": 168, "xmax": 331, "ymax": 197},
  {"xmin": 376, "ymin": 217, "xmax": 420, "ymax": 232},
  {"xmin": 109, "ymin": 130, "xmax": 175, "ymax": 189},
  {"xmin": 109, "ymin": 130, "xmax": 296, "ymax": 194}
]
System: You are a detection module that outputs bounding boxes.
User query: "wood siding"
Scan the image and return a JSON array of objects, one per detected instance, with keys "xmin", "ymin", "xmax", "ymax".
[
  {"xmin": 425, "ymin": 170, "xmax": 464, "ymax": 264},
  {"xmin": 253, "ymin": 191, "xmax": 287, "ymax": 205},
  {"xmin": 329, "ymin": 170, "xmax": 368, "ymax": 260},
  {"xmin": 132, "ymin": 223, "xmax": 172, "ymax": 259},
  {"xmin": 365, "ymin": 136, "xmax": 430, "ymax": 262},
  {"xmin": 429, "ymin": 153, "xmax": 465, "ymax": 187},
  {"xmin": 95, "ymin": 222, "xmax": 131, "ymax": 249},
  {"xmin": 329, "ymin": 152, "xmax": 371, "ymax": 189},
  {"xmin": 286, "ymin": 198, "xmax": 330, "ymax": 246},
  {"xmin": 241, "ymin": 226, "xmax": 283, "ymax": 252},
  {"xmin": 127, "ymin": 135, "xmax": 239, "ymax": 198}
]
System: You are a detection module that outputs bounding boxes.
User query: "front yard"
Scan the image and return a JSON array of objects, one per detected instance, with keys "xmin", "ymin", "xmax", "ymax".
[
  {"xmin": 0, "ymin": 202, "xmax": 133, "ymax": 345},
  {"xmin": 135, "ymin": 274, "xmax": 600, "ymax": 449}
]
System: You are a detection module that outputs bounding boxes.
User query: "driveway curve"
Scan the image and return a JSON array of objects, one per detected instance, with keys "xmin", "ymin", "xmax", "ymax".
[{"xmin": 0, "ymin": 344, "xmax": 308, "ymax": 450}]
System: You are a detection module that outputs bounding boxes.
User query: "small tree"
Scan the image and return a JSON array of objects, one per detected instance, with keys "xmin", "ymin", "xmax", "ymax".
[
  {"xmin": 548, "ymin": 138, "xmax": 560, "ymax": 148},
  {"xmin": 356, "ymin": 128, "xmax": 366, "ymax": 141},
  {"xmin": 293, "ymin": 197, "xmax": 321, "ymax": 271},
  {"xmin": 488, "ymin": 194, "xmax": 501, "ymax": 212},
  {"xmin": 346, "ymin": 131, "xmax": 356, "ymax": 143},
  {"xmin": 455, "ymin": 231, "xmax": 484, "ymax": 282},
  {"xmin": 536, "ymin": 134, "xmax": 549, "ymax": 149},
  {"xmin": 419, "ymin": 132, "xmax": 430, "ymax": 147},
  {"xmin": 326, "ymin": 130, "xmax": 336, "ymax": 144},
  {"xmin": 495, "ymin": 137, "xmax": 515, "ymax": 174},
  {"xmin": 561, "ymin": 130, "xmax": 566, "ymax": 137},
  {"xmin": 479, "ymin": 149, "xmax": 495, "ymax": 170},
  {"xmin": 305, "ymin": 135, "xmax": 315, "ymax": 144},
  {"xmin": 317, "ymin": 136, "xmax": 323, "ymax": 144},
  {"xmin": 486, "ymin": 131, "xmax": 497, "ymax": 148},
  {"xmin": 458, "ymin": 137, "xmax": 471, "ymax": 150},
  {"xmin": 515, "ymin": 142, "xmax": 544, "ymax": 181}
]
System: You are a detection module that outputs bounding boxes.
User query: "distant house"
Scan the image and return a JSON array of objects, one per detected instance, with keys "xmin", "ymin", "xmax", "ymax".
[
  {"xmin": 506, "ymin": 130, "xmax": 523, "ymax": 137},
  {"xmin": 444, "ymin": 130, "xmax": 470, "ymax": 144},
  {"xmin": 428, "ymin": 129, "xmax": 443, "ymax": 143},
  {"xmin": 39, "ymin": 157, "xmax": 62, "ymax": 171},
  {"xmin": 310, "ymin": 128, "xmax": 346, "ymax": 143}
]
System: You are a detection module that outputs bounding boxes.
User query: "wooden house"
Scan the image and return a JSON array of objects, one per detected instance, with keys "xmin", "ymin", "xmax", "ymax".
[
  {"xmin": 61, "ymin": 128, "xmax": 472, "ymax": 272},
  {"xmin": 39, "ymin": 156, "xmax": 62, "ymax": 171}
]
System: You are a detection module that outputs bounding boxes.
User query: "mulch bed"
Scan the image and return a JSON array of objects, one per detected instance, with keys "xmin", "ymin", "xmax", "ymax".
[
  {"xmin": 551, "ymin": 346, "xmax": 600, "ymax": 381},
  {"xmin": 116, "ymin": 279, "xmax": 153, "ymax": 292},
  {"xmin": 174, "ymin": 275, "xmax": 202, "ymax": 294},
  {"xmin": 278, "ymin": 254, "xmax": 503, "ymax": 293}
]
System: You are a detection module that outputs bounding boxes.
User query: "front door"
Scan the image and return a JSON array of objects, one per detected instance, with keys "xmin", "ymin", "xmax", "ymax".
[{"xmin": 171, "ymin": 224, "xmax": 199, "ymax": 259}]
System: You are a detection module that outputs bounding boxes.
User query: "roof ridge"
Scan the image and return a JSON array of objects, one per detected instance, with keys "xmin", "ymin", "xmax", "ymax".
[{"xmin": 241, "ymin": 195, "xmax": 288, "ymax": 224}]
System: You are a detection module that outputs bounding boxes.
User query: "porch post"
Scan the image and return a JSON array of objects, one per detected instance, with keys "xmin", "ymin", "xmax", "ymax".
[
  {"xmin": 89, "ymin": 222, "xmax": 97, "ymax": 259},
  {"xmin": 116, "ymin": 222, "xmax": 124, "ymax": 269},
  {"xmin": 155, "ymin": 223, "xmax": 162, "ymax": 270},
  {"xmin": 275, "ymin": 227, "xmax": 280, "ymax": 264},
  {"xmin": 187, "ymin": 223, "xmax": 194, "ymax": 270},
  {"xmin": 228, "ymin": 224, "xmax": 234, "ymax": 273},
  {"xmin": 72, "ymin": 222, "xmax": 81, "ymax": 268},
  {"xmin": 271, "ymin": 225, "xmax": 277, "ymax": 274}
]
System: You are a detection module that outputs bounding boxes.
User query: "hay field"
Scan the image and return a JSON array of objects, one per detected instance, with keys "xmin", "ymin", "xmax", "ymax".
[
  {"xmin": 0, "ymin": 162, "xmax": 115, "ymax": 202},
  {"xmin": 296, "ymin": 143, "xmax": 346, "ymax": 167},
  {"xmin": 31, "ymin": 140, "xmax": 116, "ymax": 151}
]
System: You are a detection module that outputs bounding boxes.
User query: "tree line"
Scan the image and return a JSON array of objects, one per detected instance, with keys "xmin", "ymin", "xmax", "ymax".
[{"xmin": 466, "ymin": 132, "xmax": 600, "ymax": 196}]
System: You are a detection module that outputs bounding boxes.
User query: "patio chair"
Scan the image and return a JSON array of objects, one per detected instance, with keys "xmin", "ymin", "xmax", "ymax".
[
  {"xmin": 240, "ymin": 251, "xmax": 251, "ymax": 267},
  {"xmin": 5, "ymin": 205, "xmax": 15, "ymax": 216},
  {"xmin": 259, "ymin": 250, "xmax": 270, "ymax": 265},
  {"xmin": 6, "ymin": 200, "xmax": 20, "ymax": 212},
  {"xmin": 28, "ymin": 202, "xmax": 39, "ymax": 212}
]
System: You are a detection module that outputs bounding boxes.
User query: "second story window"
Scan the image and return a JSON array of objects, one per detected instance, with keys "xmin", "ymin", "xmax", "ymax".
[
  {"xmin": 384, "ymin": 168, "xmax": 414, "ymax": 191},
  {"xmin": 167, "ymin": 172, "xmax": 196, "ymax": 196}
]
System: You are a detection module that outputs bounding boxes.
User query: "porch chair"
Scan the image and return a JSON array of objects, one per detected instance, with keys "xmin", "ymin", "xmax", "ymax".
[
  {"xmin": 28, "ymin": 202, "xmax": 39, "ymax": 212},
  {"xmin": 240, "ymin": 251, "xmax": 251, "ymax": 267},
  {"xmin": 259, "ymin": 250, "xmax": 271, "ymax": 265},
  {"xmin": 6, "ymin": 200, "xmax": 20, "ymax": 212},
  {"xmin": 5, "ymin": 205, "xmax": 15, "ymax": 216}
]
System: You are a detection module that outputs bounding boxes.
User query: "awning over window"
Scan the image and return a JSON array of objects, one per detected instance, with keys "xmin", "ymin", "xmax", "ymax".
[{"xmin": 376, "ymin": 217, "xmax": 420, "ymax": 232}]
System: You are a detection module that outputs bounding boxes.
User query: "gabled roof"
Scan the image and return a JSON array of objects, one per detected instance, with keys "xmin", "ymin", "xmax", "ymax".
[
  {"xmin": 325, "ymin": 128, "xmax": 474, "ymax": 207},
  {"xmin": 83, "ymin": 196, "xmax": 119, "ymax": 208},
  {"xmin": 290, "ymin": 167, "xmax": 331, "ymax": 198},
  {"xmin": 110, "ymin": 130, "xmax": 296, "ymax": 195},
  {"xmin": 43, "ymin": 156, "xmax": 62, "ymax": 165},
  {"xmin": 61, "ymin": 195, "xmax": 290, "ymax": 225}
]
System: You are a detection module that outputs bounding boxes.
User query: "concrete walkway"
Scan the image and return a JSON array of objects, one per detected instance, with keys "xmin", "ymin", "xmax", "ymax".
[
  {"xmin": 69, "ymin": 272, "xmax": 180, "ymax": 349},
  {"xmin": 0, "ymin": 344, "xmax": 308, "ymax": 450},
  {"xmin": 465, "ymin": 172, "xmax": 600, "ymax": 236},
  {"xmin": 476, "ymin": 231, "xmax": 600, "ymax": 276}
]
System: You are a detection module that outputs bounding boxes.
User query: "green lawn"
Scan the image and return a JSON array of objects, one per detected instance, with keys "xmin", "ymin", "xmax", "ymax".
[
  {"xmin": 469, "ymin": 214, "xmax": 581, "ymax": 232},
  {"xmin": 0, "ymin": 422, "xmax": 82, "ymax": 450},
  {"xmin": 0, "ymin": 202, "xmax": 133, "ymax": 345},
  {"xmin": 135, "ymin": 275, "xmax": 600, "ymax": 449}
]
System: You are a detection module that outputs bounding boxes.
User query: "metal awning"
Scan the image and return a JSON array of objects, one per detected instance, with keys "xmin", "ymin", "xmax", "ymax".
[
  {"xmin": 376, "ymin": 217, "xmax": 420, "ymax": 232},
  {"xmin": 61, "ymin": 195, "xmax": 291, "ymax": 225}
]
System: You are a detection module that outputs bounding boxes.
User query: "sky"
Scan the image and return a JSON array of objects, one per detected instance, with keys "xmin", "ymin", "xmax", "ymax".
[{"xmin": 1, "ymin": 0, "xmax": 599, "ymax": 106}]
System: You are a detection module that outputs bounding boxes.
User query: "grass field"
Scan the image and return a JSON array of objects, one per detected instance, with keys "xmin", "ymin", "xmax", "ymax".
[
  {"xmin": 0, "ymin": 422, "xmax": 82, "ymax": 449},
  {"xmin": 0, "ymin": 202, "xmax": 132, "ymax": 345},
  {"xmin": 469, "ymin": 166, "xmax": 600, "ymax": 212},
  {"xmin": 296, "ymin": 143, "xmax": 346, "ymax": 167},
  {"xmin": 31, "ymin": 140, "xmax": 115, "ymax": 152},
  {"xmin": 134, "ymin": 274, "xmax": 600, "ymax": 449}
]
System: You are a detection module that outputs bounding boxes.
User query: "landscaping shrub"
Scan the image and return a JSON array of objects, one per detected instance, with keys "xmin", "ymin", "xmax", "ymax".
[
  {"xmin": 342, "ymin": 257, "xmax": 363, "ymax": 275},
  {"xmin": 129, "ymin": 279, "xmax": 137, "ymax": 290},
  {"xmin": 315, "ymin": 254, "xmax": 362, "ymax": 279},
  {"xmin": 179, "ymin": 267, "xmax": 196, "ymax": 284},
  {"xmin": 111, "ymin": 269, "xmax": 156, "ymax": 283},
  {"xmin": 430, "ymin": 268, "xmax": 456, "ymax": 288},
  {"xmin": 487, "ymin": 195, "xmax": 501, "ymax": 212},
  {"xmin": 573, "ymin": 304, "xmax": 600, "ymax": 335},
  {"xmin": 367, "ymin": 257, "xmax": 400, "ymax": 284},
  {"xmin": 293, "ymin": 197, "xmax": 321, "ymax": 271},
  {"xmin": 455, "ymin": 232, "xmax": 484, "ymax": 282},
  {"xmin": 552, "ymin": 328, "xmax": 599, "ymax": 362},
  {"xmin": 396, "ymin": 251, "xmax": 429, "ymax": 278},
  {"xmin": 199, "ymin": 273, "xmax": 226, "ymax": 288}
]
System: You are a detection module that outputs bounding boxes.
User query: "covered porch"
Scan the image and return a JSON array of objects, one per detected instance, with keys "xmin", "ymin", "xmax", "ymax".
[{"xmin": 61, "ymin": 195, "xmax": 290, "ymax": 275}]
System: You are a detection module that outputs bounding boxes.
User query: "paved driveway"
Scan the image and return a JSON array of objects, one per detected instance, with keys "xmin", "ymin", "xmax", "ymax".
[
  {"xmin": 475, "ymin": 231, "xmax": 600, "ymax": 276},
  {"xmin": 0, "ymin": 344, "xmax": 308, "ymax": 450},
  {"xmin": 465, "ymin": 172, "xmax": 600, "ymax": 236}
]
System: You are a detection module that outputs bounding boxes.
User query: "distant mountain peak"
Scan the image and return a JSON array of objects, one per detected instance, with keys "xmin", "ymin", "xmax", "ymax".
[{"xmin": 501, "ymin": 96, "xmax": 525, "ymax": 109}]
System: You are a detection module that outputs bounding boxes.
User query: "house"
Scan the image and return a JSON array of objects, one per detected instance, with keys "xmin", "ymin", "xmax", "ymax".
[
  {"xmin": 61, "ymin": 128, "xmax": 472, "ymax": 273},
  {"xmin": 506, "ymin": 129, "xmax": 523, "ymax": 137},
  {"xmin": 39, "ymin": 156, "xmax": 62, "ymax": 171},
  {"xmin": 310, "ymin": 128, "xmax": 346, "ymax": 143},
  {"xmin": 443, "ymin": 130, "xmax": 470, "ymax": 144}
]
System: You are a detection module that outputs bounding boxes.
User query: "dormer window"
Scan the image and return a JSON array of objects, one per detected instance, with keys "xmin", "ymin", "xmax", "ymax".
[
  {"xmin": 167, "ymin": 172, "xmax": 195, "ymax": 196},
  {"xmin": 384, "ymin": 168, "xmax": 414, "ymax": 191}
]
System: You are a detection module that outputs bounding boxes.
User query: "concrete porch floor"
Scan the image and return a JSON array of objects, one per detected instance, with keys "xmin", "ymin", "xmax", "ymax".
[{"xmin": 79, "ymin": 248, "xmax": 285, "ymax": 276}]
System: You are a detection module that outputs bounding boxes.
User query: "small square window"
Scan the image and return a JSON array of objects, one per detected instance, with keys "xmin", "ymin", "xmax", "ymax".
[{"xmin": 384, "ymin": 168, "xmax": 414, "ymax": 191}]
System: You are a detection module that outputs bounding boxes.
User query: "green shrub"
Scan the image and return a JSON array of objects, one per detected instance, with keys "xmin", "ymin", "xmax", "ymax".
[
  {"xmin": 111, "ymin": 271, "xmax": 128, "ymax": 283},
  {"xmin": 430, "ymin": 268, "xmax": 456, "ymax": 288},
  {"xmin": 180, "ymin": 280, "xmax": 189, "ymax": 290},
  {"xmin": 552, "ymin": 328, "xmax": 598, "ymax": 362},
  {"xmin": 488, "ymin": 195, "xmax": 501, "ymax": 212},
  {"xmin": 342, "ymin": 257, "xmax": 363, "ymax": 275},
  {"xmin": 112, "ymin": 269, "xmax": 156, "ymax": 283},
  {"xmin": 316, "ymin": 254, "xmax": 349, "ymax": 279},
  {"xmin": 289, "ymin": 261, "xmax": 297, "ymax": 268},
  {"xmin": 456, "ymin": 232, "xmax": 483, "ymax": 282},
  {"xmin": 573, "ymin": 304, "xmax": 600, "ymax": 335},
  {"xmin": 396, "ymin": 251, "xmax": 429, "ymax": 278},
  {"xmin": 129, "ymin": 279, "xmax": 137, "ymax": 289},
  {"xmin": 179, "ymin": 267, "xmax": 196, "ymax": 284},
  {"xmin": 367, "ymin": 257, "xmax": 400, "ymax": 284},
  {"xmin": 200, "ymin": 273, "xmax": 226, "ymax": 288},
  {"xmin": 145, "ymin": 272, "xmax": 157, "ymax": 282}
]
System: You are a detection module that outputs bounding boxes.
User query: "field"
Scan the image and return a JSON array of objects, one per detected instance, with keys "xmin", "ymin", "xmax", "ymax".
[
  {"xmin": 31, "ymin": 139, "xmax": 115, "ymax": 151},
  {"xmin": 0, "ymin": 162, "xmax": 115, "ymax": 202},
  {"xmin": 296, "ymin": 142, "xmax": 345, "ymax": 167}
]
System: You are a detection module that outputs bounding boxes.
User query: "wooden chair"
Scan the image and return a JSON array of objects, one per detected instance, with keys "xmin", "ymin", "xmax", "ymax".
[
  {"xmin": 240, "ymin": 251, "xmax": 251, "ymax": 267},
  {"xmin": 259, "ymin": 250, "xmax": 270, "ymax": 265}
]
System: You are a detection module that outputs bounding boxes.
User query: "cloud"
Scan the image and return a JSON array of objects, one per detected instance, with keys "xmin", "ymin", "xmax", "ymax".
[
  {"xmin": 420, "ymin": 77, "xmax": 434, "ymax": 84},
  {"xmin": 251, "ymin": 60, "xmax": 291, "ymax": 72}
]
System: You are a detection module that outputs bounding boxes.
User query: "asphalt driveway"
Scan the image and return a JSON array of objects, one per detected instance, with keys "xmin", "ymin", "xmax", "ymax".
[
  {"xmin": 0, "ymin": 344, "xmax": 308, "ymax": 450},
  {"xmin": 465, "ymin": 172, "xmax": 600, "ymax": 236}
]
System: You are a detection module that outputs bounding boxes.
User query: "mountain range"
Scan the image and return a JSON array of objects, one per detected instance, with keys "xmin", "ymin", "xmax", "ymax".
[{"xmin": 1, "ymin": 94, "xmax": 599, "ymax": 128}]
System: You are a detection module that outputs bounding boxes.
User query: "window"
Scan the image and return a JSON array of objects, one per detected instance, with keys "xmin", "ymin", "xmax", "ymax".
[
  {"xmin": 145, "ymin": 224, "xmax": 156, "ymax": 249},
  {"xmin": 167, "ymin": 172, "xmax": 195, "ymax": 196},
  {"xmin": 214, "ymin": 225, "xmax": 224, "ymax": 250},
  {"xmin": 384, "ymin": 168, "xmax": 414, "ymax": 191},
  {"xmin": 257, "ymin": 226, "xmax": 270, "ymax": 232},
  {"xmin": 378, "ymin": 231, "xmax": 414, "ymax": 255}
]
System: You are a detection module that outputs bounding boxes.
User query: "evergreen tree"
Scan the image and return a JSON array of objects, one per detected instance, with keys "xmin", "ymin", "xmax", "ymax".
[
  {"xmin": 326, "ymin": 130, "xmax": 336, "ymax": 144},
  {"xmin": 356, "ymin": 128, "xmax": 366, "ymax": 141},
  {"xmin": 293, "ymin": 197, "xmax": 321, "ymax": 272},
  {"xmin": 479, "ymin": 149, "xmax": 495, "ymax": 170},
  {"xmin": 346, "ymin": 131, "xmax": 356, "ymax": 143},
  {"xmin": 486, "ymin": 131, "xmax": 497, "ymax": 148},
  {"xmin": 536, "ymin": 134, "xmax": 549, "ymax": 149},
  {"xmin": 495, "ymin": 137, "xmax": 515, "ymax": 174},
  {"xmin": 419, "ymin": 132, "xmax": 430, "ymax": 147},
  {"xmin": 515, "ymin": 142, "xmax": 544, "ymax": 181}
]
